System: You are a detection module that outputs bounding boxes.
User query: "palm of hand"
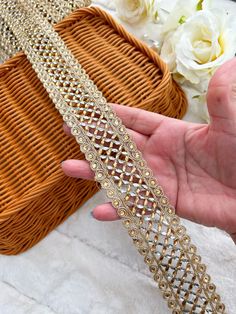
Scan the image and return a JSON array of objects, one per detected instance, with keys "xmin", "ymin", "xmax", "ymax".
[
  {"xmin": 62, "ymin": 58, "xmax": 236, "ymax": 242},
  {"xmin": 140, "ymin": 114, "xmax": 236, "ymax": 238}
]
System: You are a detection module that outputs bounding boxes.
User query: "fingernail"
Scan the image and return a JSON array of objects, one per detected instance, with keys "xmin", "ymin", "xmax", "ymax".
[{"xmin": 61, "ymin": 161, "xmax": 67, "ymax": 168}]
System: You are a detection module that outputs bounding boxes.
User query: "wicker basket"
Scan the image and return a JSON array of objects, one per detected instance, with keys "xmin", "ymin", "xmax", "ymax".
[{"xmin": 0, "ymin": 6, "xmax": 187, "ymax": 255}]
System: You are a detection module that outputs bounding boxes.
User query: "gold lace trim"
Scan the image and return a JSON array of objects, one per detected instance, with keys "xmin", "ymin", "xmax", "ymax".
[
  {"xmin": 0, "ymin": 1, "xmax": 225, "ymax": 313},
  {"xmin": 0, "ymin": 0, "xmax": 91, "ymax": 61}
]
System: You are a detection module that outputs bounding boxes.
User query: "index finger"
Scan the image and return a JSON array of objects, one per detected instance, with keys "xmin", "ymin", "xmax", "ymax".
[{"xmin": 111, "ymin": 103, "xmax": 166, "ymax": 135}]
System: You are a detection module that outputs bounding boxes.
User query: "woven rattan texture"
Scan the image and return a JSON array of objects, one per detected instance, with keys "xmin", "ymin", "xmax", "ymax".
[{"xmin": 0, "ymin": 7, "xmax": 187, "ymax": 255}]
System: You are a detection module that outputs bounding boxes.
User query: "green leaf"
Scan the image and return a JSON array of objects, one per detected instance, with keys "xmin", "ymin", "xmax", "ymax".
[
  {"xmin": 196, "ymin": 0, "xmax": 204, "ymax": 11},
  {"xmin": 178, "ymin": 15, "xmax": 186, "ymax": 24}
]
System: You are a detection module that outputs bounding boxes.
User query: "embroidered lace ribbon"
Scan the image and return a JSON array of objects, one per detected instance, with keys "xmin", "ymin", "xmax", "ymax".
[
  {"xmin": 0, "ymin": 1, "xmax": 225, "ymax": 313},
  {"xmin": 0, "ymin": 0, "xmax": 90, "ymax": 61}
]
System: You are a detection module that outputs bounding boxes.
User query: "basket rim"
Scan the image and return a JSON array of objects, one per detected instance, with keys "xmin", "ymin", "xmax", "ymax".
[{"xmin": 0, "ymin": 6, "xmax": 171, "ymax": 91}]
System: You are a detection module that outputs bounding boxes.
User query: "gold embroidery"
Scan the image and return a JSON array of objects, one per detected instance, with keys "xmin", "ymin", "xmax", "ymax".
[
  {"xmin": 0, "ymin": 1, "xmax": 225, "ymax": 312},
  {"xmin": 0, "ymin": 0, "xmax": 90, "ymax": 61}
]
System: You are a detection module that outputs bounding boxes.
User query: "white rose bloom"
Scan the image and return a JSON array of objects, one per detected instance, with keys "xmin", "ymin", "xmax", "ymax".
[
  {"xmin": 162, "ymin": 0, "xmax": 212, "ymax": 33},
  {"xmin": 161, "ymin": 10, "xmax": 236, "ymax": 84},
  {"xmin": 114, "ymin": 0, "xmax": 150, "ymax": 24}
]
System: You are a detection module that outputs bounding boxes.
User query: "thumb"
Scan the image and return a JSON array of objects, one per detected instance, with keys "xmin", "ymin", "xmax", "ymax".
[{"xmin": 207, "ymin": 57, "xmax": 236, "ymax": 134}]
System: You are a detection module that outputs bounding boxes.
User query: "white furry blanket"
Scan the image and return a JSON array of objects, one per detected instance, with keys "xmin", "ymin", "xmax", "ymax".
[
  {"xmin": 0, "ymin": 1, "xmax": 236, "ymax": 313},
  {"xmin": 0, "ymin": 192, "xmax": 236, "ymax": 313}
]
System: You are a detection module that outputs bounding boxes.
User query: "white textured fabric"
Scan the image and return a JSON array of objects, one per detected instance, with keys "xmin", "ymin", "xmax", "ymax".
[{"xmin": 0, "ymin": 1, "xmax": 236, "ymax": 313}]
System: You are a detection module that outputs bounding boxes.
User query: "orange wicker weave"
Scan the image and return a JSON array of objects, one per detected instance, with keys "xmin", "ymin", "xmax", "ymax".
[{"xmin": 0, "ymin": 6, "xmax": 187, "ymax": 255}]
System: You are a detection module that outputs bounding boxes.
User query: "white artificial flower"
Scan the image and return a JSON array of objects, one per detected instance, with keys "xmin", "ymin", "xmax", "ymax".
[
  {"xmin": 161, "ymin": 9, "xmax": 236, "ymax": 85},
  {"xmin": 162, "ymin": 0, "xmax": 212, "ymax": 33},
  {"xmin": 114, "ymin": 0, "xmax": 150, "ymax": 24},
  {"xmin": 148, "ymin": 0, "xmax": 161, "ymax": 23}
]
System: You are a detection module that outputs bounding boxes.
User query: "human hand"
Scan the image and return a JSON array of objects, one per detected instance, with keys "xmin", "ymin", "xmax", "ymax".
[{"xmin": 62, "ymin": 58, "xmax": 236, "ymax": 243}]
